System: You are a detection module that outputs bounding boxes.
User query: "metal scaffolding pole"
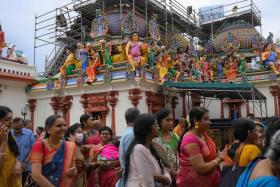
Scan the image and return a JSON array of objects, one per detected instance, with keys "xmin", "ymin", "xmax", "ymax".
[
  {"xmin": 34, "ymin": 14, "xmax": 37, "ymax": 66},
  {"xmin": 165, "ymin": 0, "xmax": 168, "ymax": 47},
  {"xmin": 120, "ymin": 0, "xmax": 123, "ymax": 39},
  {"xmin": 145, "ymin": 0, "xmax": 148, "ymax": 42}
]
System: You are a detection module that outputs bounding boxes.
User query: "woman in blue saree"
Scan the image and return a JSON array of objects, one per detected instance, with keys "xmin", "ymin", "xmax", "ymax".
[
  {"xmin": 31, "ymin": 115, "xmax": 80, "ymax": 187},
  {"xmin": 237, "ymin": 130, "xmax": 280, "ymax": 187}
]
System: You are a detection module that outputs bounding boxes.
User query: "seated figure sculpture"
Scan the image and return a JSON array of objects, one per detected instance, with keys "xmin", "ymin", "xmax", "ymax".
[
  {"xmin": 60, "ymin": 47, "xmax": 81, "ymax": 78},
  {"xmin": 86, "ymin": 48, "xmax": 101, "ymax": 84},
  {"xmin": 262, "ymin": 43, "xmax": 279, "ymax": 75},
  {"xmin": 125, "ymin": 31, "xmax": 146, "ymax": 71}
]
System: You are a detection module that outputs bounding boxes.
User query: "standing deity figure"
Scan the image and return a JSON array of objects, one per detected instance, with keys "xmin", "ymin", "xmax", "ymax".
[
  {"xmin": 121, "ymin": 11, "xmax": 137, "ymax": 34},
  {"xmin": 155, "ymin": 46, "xmax": 171, "ymax": 83},
  {"xmin": 201, "ymin": 55, "xmax": 210, "ymax": 82},
  {"xmin": 78, "ymin": 43, "xmax": 88, "ymax": 72},
  {"xmin": 126, "ymin": 32, "xmax": 146, "ymax": 71},
  {"xmin": 148, "ymin": 40, "xmax": 160, "ymax": 69},
  {"xmin": 0, "ymin": 25, "xmax": 5, "ymax": 57},
  {"xmin": 262, "ymin": 43, "xmax": 279, "ymax": 75},
  {"xmin": 238, "ymin": 54, "xmax": 246, "ymax": 73},
  {"xmin": 86, "ymin": 48, "xmax": 101, "ymax": 84},
  {"xmin": 176, "ymin": 47, "xmax": 187, "ymax": 72},
  {"xmin": 225, "ymin": 55, "xmax": 238, "ymax": 81},
  {"xmin": 90, "ymin": 9, "xmax": 109, "ymax": 39},
  {"xmin": 60, "ymin": 47, "xmax": 81, "ymax": 78},
  {"xmin": 148, "ymin": 13, "xmax": 160, "ymax": 41},
  {"xmin": 100, "ymin": 40, "xmax": 113, "ymax": 68},
  {"xmin": 217, "ymin": 58, "xmax": 224, "ymax": 78},
  {"xmin": 193, "ymin": 60, "xmax": 202, "ymax": 82}
]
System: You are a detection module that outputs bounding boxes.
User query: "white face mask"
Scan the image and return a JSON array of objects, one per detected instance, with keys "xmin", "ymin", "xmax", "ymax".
[{"xmin": 75, "ymin": 133, "xmax": 84, "ymax": 144}]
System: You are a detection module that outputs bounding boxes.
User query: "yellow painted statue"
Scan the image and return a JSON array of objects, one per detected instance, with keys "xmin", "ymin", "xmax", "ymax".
[
  {"xmin": 60, "ymin": 47, "xmax": 81, "ymax": 78},
  {"xmin": 125, "ymin": 31, "xmax": 147, "ymax": 71}
]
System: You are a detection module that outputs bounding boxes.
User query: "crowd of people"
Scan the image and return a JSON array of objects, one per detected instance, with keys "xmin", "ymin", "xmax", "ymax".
[{"xmin": 0, "ymin": 105, "xmax": 280, "ymax": 187}]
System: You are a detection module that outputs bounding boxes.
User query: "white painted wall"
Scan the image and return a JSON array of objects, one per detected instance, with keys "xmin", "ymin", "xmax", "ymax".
[
  {"xmin": 69, "ymin": 95, "xmax": 84, "ymax": 125},
  {"xmin": 0, "ymin": 80, "xmax": 29, "ymax": 118}
]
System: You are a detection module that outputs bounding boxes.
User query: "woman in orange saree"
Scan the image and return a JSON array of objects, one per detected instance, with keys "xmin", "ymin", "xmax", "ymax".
[{"xmin": 31, "ymin": 115, "xmax": 78, "ymax": 187}]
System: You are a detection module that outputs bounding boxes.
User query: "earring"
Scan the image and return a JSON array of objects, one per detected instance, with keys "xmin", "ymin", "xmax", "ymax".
[{"xmin": 195, "ymin": 122, "xmax": 199, "ymax": 129}]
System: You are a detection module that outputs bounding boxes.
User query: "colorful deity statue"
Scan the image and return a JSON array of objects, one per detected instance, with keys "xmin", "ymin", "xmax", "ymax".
[
  {"xmin": 155, "ymin": 46, "xmax": 170, "ymax": 83},
  {"xmin": 176, "ymin": 47, "xmax": 187, "ymax": 71},
  {"xmin": 262, "ymin": 43, "xmax": 279, "ymax": 75},
  {"xmin": 60, "ymin": 47, "xmax": 81, "ymax": 78},
  {"xmin": 100, "ymin": 40, "xmax": 113, "ymax": 68},
  {"xmin": 148, "ymin": 40, "xmax": 160, "ymax": 69},
  {"xmin": 193, "ymin": 59, "xmax": 202, "ymax": 82},
  {"xmin": 0, "ymin": 25, "xmax": 5, "ymax": 57},
  {"xmin": 86, "ymin": 48, "xmax": 101, "ymax": 84},
  {"xmin": 201, "ymin": 55, "xmax": 210, "ymax": 82},
  {"xmin": 78, "ymin": 43, "xmax": 88, "ymax": 72},
  {"xmin": 121, "ymin": 11, "xmax": 137, "ymax": 34},
  {"xmin": 222, "ymin": 32, "xmax": 240, "ymax": 54},
  {"xmin": 90, "ymin": 9, "xmax": 109, "ymax": 39},
  {"xmin": 217, "ymin": 58, "xmax": 224, "ymax": 79},
  {"xmin": 126, "ymin": 32, "xmax": 146, "ymax": 71},
  {"xmin": 225, "ymin": 55, "xmax": 238, "ymax": 81},
  {"xmin": 148, "ymin": 13, "xmax": 160, "ymax": 41},
  {"xmin": 238, "ymin": 54, "xmax": 246, "ymax": 73},
  {"xmin": 208, "ymin": 60, "xmax": 214, "ymax": 82}
]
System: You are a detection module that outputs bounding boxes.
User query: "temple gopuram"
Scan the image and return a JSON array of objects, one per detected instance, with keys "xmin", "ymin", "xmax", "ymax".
[{"xmin": 28, "ymin": 0, "xmax": 280, "ymax": 147}]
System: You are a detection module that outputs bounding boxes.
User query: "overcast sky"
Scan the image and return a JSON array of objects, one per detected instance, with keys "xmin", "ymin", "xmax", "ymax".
[{"xmin": 0, "ymin": 0, "xmax": 279, "ymax": 72}]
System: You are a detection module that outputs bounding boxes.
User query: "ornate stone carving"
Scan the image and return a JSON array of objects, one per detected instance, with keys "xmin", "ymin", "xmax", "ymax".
[
  {"xmin": 222, "ymin": 31, "xmax": 240, "ymax": 54},
  {"xmin": 108, "ymin": 91, "xmax": 119, "ymax": 134},
  {"xmin": 129, "ymin": 89, "xmax": 142, "ymax": 108},
  {"xmin": 145, "ymin": 91, "xmax": 165, "ymax": 113},
  {"xmin": 28, "ymin": 99, "xmax": 37, "ymax": 131},
  {"xmin": 80, "ymin": 93, "xmax": 109, "ymax": 126},
  {"xmin": 90, "ymin": 9, "xmax": 109, "ymax": 39},
  {"xmin": 121, "ymin": 11, "xmax": 137, "ymax": 34},
  {"xmin": 148, "ymin": 13, "xmax": 160, "ymax": 41}
]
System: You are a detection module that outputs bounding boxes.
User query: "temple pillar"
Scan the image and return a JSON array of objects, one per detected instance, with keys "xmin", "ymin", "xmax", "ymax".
[
  {"xmin": 50, "ymin": 96, "xmax": 60, "ymax": 114},
  {"xmin": 270, "ymin": 86, "xmax": 279, "ymax": 116},
  {"xmin": 145, "ymin": 91, "xmax": 153, "ymax": 113},
  {"xmin": 61, "ymin": 96, "xmax": 73, "ymax": 127},
  {"xmin": 108, "ymin": 91, "xmax": 119, "ymax": 135},
  {"xmin": 180, "ymin": 92, "xmax": 187, "ymax": 118},
  {"xmin": 171, "ymin": 96, "xmax": 178, "ymax": 119},
  {"xmin": 246, "ymin": 100, "xmax": 250, "ymax": 116},
  {"xmin": 128, "ymin": 88, "xmax": 142, "ymax": 108},
  {"xmin": 28, "ymin": 99, "xmax": 37, "ymax": 131}
]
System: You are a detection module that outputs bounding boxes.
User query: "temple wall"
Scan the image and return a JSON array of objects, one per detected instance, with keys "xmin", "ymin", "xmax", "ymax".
[{"xmin": 0, "ymin": 80, "xmax": 29, "ymax": 118}]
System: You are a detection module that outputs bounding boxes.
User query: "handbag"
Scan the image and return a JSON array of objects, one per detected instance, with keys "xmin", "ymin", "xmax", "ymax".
[
  {"xmin": 220, "ymin": 146, "xmax": 245, "ymax": 187},
  {"xmin": 24, "ymin": 141, "xmax": 45, "ymax": 187}
]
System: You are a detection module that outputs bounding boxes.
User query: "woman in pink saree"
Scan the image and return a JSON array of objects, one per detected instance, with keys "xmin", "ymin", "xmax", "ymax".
[
  {"xmin": 176, "ymin": 107, "xmax": 224, "ymax": 187},
  {"xmin": 87, "ymin": 127, "xmax": 120, "ymax": 187}
]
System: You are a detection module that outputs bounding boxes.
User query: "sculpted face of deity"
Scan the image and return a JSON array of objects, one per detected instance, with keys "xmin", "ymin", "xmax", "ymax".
[
  {"xmin": 131, "ymin": 32, "xmax": 139, "ymax": 42},
  {"xmin": 266, "ymin": 43, "xmax": 272, "ymax": 51}
]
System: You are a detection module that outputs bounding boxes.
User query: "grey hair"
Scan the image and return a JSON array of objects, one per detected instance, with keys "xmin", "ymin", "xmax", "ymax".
[{"xmin": 266, "ymin": 130, "xmax": 280, "ymax": 166}]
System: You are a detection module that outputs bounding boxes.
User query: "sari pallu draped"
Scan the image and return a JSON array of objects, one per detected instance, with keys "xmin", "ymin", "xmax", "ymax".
[
  {"xmin": 30, "ymin": 140, "xmax": 76, "ymax": 187},
  {"xmin": 176, "ymin": 132, "xmax": 221, "ymax": 187},
  {"xmin": 87, "ymin": 144, "xmax": 119, "ymax": 187}
]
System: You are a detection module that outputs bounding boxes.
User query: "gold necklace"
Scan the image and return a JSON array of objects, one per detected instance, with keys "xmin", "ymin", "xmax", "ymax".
[{"xmin": 47, "ymin": 138, "xmax": 61, "ymax": 150}]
